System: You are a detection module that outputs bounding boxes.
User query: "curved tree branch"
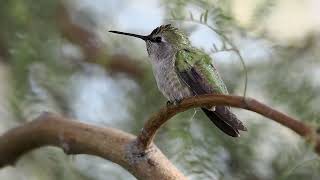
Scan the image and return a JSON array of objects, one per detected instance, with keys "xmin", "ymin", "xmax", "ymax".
[
  {"xmin": 0, "ymin": 113, "xmax": 186, "ymax": 180},
  {"xmin": 137, "ymin": 94, "xmax": 320, "ymax": 154},
  {"xmin": 0, "ymin": 95, "xmax": 319, "ymax": 179}
]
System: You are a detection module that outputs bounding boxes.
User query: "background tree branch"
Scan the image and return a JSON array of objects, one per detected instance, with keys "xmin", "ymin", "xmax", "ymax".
[
  {"xmin": 0, "ymin": 95, "xmax": 319, "ymax": 179},
  {"xmin": 56, "ymin": 3, "xmax": 145, "ymax": 80}
]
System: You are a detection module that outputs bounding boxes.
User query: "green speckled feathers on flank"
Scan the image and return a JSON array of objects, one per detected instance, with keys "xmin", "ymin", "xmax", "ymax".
[
  {"xmin": 175, "ymin": 47, "xmax": 247, "ymax": 136},
  {"xmin": 175, "ymin": 48, "xmax": 228, "ymax": 94}
]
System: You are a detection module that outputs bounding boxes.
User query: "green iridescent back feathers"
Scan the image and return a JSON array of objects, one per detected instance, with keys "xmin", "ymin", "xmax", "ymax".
[
  {"xmin": 152, "ymin": 24, "xmax": 227, "ymax": 95},
  {"xmin": 175, "ymin": 48, "xmax": 228, "ymax": 94}
]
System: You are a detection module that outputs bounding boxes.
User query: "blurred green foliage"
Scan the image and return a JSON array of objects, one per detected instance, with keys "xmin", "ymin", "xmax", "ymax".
[{"xmin": 0, "ymin": 0, "xmax": 319, "ymax": 180}]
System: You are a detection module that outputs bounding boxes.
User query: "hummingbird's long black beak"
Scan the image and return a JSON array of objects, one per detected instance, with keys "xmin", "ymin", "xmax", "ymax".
[{"xmin": 109, "ymin": 30, "xmax": 150, "ymax": 41}]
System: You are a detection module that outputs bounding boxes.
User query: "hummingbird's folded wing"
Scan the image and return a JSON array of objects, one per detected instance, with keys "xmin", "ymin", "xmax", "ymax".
[{"xmin": 175, "ymin": 48, "xmax": 247, "ymax": 137}]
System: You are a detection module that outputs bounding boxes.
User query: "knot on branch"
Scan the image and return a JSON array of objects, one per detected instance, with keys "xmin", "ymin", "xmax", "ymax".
[{"xmin": 125, "ymin": 139, "xmax": 157, "ymax": 166}]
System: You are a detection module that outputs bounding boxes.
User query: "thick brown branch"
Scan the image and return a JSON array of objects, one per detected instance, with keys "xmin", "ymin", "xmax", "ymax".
[
  {"xmin": 137, "ymin": 94, "xmax": 320, "ymax": 155},
  {"xmin": 0, "ymin": 113, "xmax": 186, "ymax": 180}
]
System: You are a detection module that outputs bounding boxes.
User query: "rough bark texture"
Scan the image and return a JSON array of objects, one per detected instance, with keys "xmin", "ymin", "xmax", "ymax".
[
  {"xmin": 0, "ymin": 113, "xmax": 186, "ymax": 180},
  {"xmin": 0, "ymin": 94, "xmax": 319, "ymax": 179}
]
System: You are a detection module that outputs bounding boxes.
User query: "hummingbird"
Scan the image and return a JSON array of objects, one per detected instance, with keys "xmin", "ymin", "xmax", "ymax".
[{"xmin": 109, "ymin": 24, "xmax": 247, "ymax": 137}]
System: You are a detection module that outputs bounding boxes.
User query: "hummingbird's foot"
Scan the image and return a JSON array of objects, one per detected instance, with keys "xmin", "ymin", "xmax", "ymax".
[
  {"xmin": 166, "ymin": 99, "xmax": 182, "ymax": 107},
  {"xmin": 166, "ymin": 100, "xmax": 174, "ymax": 107},
  {"xmin": 167, "ymin": 99, "xmax": 182, "ymax": 106},
  {"xmin": 174, "ymin": 99, "xmax": 182, "ymax": 105}
]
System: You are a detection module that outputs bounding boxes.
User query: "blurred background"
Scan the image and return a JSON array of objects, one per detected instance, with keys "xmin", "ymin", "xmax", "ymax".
[{"xmin": 0, "ymin": 0, "xmax": 320, "ymax": 179}]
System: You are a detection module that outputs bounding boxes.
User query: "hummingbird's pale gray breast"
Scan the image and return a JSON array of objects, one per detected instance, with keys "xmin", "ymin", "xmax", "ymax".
[{"xmin": 147, "ymin": 45, "xmax": 192, "ymax": 102}]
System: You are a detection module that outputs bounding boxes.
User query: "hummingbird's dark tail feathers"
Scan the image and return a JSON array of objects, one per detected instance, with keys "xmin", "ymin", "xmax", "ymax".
[{"xmin": 201, "ymin": 107, "xmax": 247, "ymax": 137}]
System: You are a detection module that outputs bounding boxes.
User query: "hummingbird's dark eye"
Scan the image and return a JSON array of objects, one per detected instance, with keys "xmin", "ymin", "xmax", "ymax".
[{"xmin": 154, "ymin": 36, "xmax": 162, "ymax": 43}]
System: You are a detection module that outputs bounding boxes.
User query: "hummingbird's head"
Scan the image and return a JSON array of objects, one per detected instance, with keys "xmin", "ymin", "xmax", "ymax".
[
  {"xmin": 109, "ymin": 24, "xmax": 190, "ymax": 60},
  {"xmin": 145, "ymin": 24, "xmax": 190, "ymax": 57}
]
